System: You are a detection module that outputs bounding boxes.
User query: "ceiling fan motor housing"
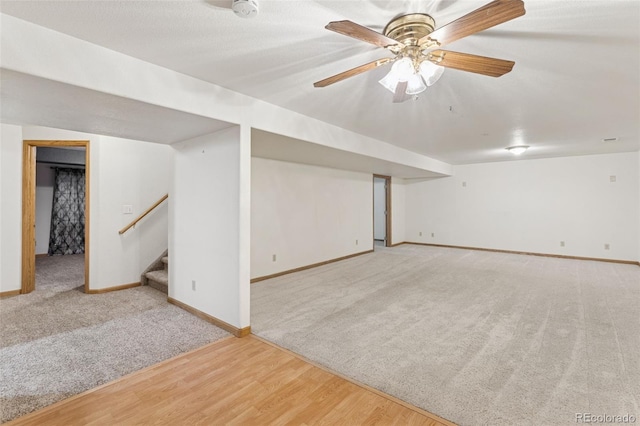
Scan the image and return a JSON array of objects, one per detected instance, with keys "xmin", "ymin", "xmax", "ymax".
[
  {"xmin": 232, "ymin": 0, "xmax": 259, "ymax": 18},
  {"xmin": 384, "ymin": 14, "xmax": 436, "ymax": 46}
]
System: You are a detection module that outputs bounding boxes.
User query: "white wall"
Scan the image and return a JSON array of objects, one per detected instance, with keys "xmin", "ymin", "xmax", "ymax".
[
  {"xmin": 251, "ymin": 158, "xmax": 373, "ymax": 279},
  {"xmin": 35, "ymin": 163, "xmax": 55, "ymax": 255},
  {"xmin": 391, "ymin": 177, "xmax": 406, "ymax": 245},
  {"xmin": 405, "ymin": 152, "xmax": 640, "ymax": 262},
  {"xmin": 92, "ymin": 135, "xmax": 172, "ymax": 289},
  {"xmin": 373, "ymin": 178, "xmax": 386, "ymax": 241},
  {"xmin": 0, "ymin": 124, "xmax": 23, "ymax": 292},
  {"xmin": 170, "ymin": 126, "xmax": 250, "ymax": 329}
]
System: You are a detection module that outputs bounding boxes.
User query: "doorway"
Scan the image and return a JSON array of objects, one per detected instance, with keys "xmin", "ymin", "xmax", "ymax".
[
  {"xmin": 21, "ymin": 140, "xmax": 90, "ymax": 294},
  {"xmin": 373, "ymin": 174, "xmax": 391, "ymax": 247}
]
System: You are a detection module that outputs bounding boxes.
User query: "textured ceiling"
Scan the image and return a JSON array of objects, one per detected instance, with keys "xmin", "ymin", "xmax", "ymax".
[{"xmin": 1, "ymin": 0, "xmax": 638, "ymax": 164}]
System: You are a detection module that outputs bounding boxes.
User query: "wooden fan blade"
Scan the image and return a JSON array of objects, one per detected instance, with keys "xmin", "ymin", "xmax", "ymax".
[
  {"xmin": 326, "ymin": 20, "xmax": 405, "ymax": 50},
  {"xmin": 419, "ymin": 0, "xmax": 525, "ymax": 48},
  {"xmin": 392, "ymin": 81, "xmax": 410, "ymax": 103},
  {"xmin": 314, "ymin": 58, "xmax": 393, "ymax": 88},
  {"xmin": 429, "ymin": 50, "xmax": 515, "ymax": 77}
]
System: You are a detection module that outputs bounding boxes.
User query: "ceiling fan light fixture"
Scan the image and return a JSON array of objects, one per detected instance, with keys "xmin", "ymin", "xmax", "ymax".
[
  {"xmin": 392, "ymin": 57, "xmax": 415, "ymax": 82},
  {"xmin": 506, "ymin": 145, "xmax": 529, "ymax": 155},
  {"xmin": 405, "ymin": 74, "xmax": 427, "ymax": 95},
  {"xmin": 419, "ymin": 60, "xmax": 445, "ymax": 86},
  {"xmin": 378, "ymin": 70, "xmax": 400, "ymax": 93}
]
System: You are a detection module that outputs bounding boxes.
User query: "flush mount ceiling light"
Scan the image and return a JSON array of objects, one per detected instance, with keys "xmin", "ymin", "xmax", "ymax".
[
  {"xmin": 506, "ymin": 145, "xmax": 530, "ymax": 155},
  {"xmin": 313, "ymin": 0, "xmax": 525, "ymax": 103},
  {"xmin": 231, "ymin": 0, "xmax": 258, "ymax": 18}
]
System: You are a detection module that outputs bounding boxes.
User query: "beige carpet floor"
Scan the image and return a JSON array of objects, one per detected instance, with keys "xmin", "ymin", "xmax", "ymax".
[
  {"xmin": 251, "ymin": 244, "xmax": 640, "ymax": 426},
  {"xmin": 0, "ymin": 254, "xmax": 230, "ymax": 423}
]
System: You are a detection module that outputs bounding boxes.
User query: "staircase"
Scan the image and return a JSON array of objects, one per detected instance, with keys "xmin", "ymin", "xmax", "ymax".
[{"xmin": 143, "ymin": 253, "xmax": 168, "ymax": 294}]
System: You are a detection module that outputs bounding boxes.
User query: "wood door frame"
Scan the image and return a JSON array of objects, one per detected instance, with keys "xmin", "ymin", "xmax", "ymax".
[
  {"xmin": 21, "ymin": 140, "xmax": 90, "ymax": 294},
  {"xmin": 373, "ymin": 174, "xmax": 392, "ymax": 247}
]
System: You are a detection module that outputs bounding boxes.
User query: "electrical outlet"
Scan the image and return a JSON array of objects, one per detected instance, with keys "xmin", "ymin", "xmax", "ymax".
[
  {"xmin": 272, "ymin": 254, "xmax": 276, "ymax": 262},
  {"xmin": 604, "ymin": 244, "xmax": 610, "ymax": 250},
  {"xmin": 609, "ymin": 175, "xmax": 616, "ymax": 183},
  {"xmin": 191, "ymin": 280, "xmax": 196, "ymax": 291},
  {"xmin": 419, "ymin": 232, "xmax": 422, "ymax": 236},
  {"xmin": 560, "ymin": 241, "xmax": 565, "ymax": 247},
  {"xmin": 431, "ymin": 233, "xmax": 435, "ymax": 238}
]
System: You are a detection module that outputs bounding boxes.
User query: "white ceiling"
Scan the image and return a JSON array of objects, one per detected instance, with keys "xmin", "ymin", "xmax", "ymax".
[
  {"xmin": 1, "ymin": 0, "xmax": 638, "ymax": 164},
  {"xmin": 2, "ymin": 70, "xmax": 440, "ymax": 178}
]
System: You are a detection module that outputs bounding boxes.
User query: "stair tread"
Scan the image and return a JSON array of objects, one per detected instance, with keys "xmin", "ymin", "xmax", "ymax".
[
  {"xmin": 145, "ymin": 269, "xmax": 168, "ymax": 285},
  {"xmin": 161, "ymin": 256, "xmax": 169, "ymax": 264}
]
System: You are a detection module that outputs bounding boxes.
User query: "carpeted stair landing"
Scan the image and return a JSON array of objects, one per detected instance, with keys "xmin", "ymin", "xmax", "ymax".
[{"xmin": 145, "ymin": 256, "xmax": 168, "ymax": 294}]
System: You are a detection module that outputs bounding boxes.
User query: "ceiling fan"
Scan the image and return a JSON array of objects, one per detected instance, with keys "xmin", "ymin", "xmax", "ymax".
[{"xmin": 314, "ymin": 0, "xmax": 526, "ymax": 102}]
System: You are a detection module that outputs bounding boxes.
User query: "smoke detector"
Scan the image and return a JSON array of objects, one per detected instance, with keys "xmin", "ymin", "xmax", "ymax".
[{"xmin": 232, "ymin": 0, "xmax": 259, "ymax": 18}]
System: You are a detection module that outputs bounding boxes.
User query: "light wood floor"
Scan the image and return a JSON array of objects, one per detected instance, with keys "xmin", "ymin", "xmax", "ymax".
[{"xmin": 7, "ymin": 335, "xmax": 453, "ymax": 426}]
